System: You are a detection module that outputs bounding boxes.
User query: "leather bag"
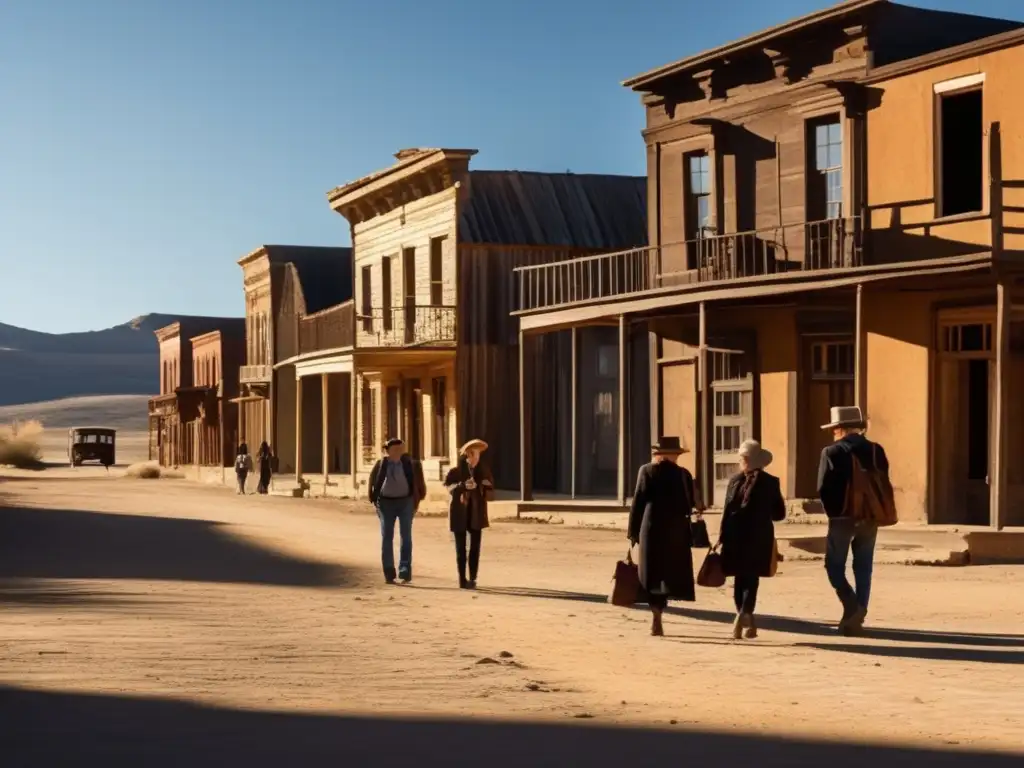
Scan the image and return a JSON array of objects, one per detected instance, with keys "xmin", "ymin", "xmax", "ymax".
[
  {"xmin": 609, "ymin": 549, "xmax": 643, "ymax": 607},
  {"xmin": 697, "ymin": 546, "xmax": 726, "ymax": 588}
]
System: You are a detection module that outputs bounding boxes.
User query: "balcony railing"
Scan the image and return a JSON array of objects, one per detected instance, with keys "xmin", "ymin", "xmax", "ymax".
[
  {"xmin": 514, "ymin": 216, "xmax": 864, "ymax": 313},
  {"xmin": 356, "ymin": 305, "xmax": 456, "ymax": 348},
  {"xmin": 299, "ymin": 301, "xmax": 355, "ymax": 355},
  {"xmin": 239, "ymin": 364, "xmax": 272, "ymax": 383}
]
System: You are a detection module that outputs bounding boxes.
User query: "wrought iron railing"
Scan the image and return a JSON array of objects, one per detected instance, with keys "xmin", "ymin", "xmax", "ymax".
[
  {"xmin": 239, "ymin": 364, "xmax": 272, "ymax": 383},
  {"xmin": 514, "ymin": 216, "xmax": 864, "ymax": 313},
  {"xmin": 299, "ymin": 301, "xmax": 355, "ymax": 355},
  {"xmin": 356, "ymin": 305, "xmax": 456, "ymax": 347}
]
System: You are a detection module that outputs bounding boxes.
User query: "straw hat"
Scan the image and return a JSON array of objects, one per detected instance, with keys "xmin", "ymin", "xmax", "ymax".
[
  {"xmin": 738, "ymin": 439, "xmax": 773, "ymax": 470},
  {"xmin": 821, "ymin": 405, "xmax": 866, "ymax": 430},
  {"xmin": 459, "ymin": 438, "xmax": 489, "ymax": 455},
  {"xmin": 651, "ymin": 436, "xmax": 687, "ymax": 455}
]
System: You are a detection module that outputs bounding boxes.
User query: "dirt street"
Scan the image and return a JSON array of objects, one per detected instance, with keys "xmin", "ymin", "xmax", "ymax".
[{"xmin": 2, "ymin": 468, "xmax": 1022, "ymax": 766}]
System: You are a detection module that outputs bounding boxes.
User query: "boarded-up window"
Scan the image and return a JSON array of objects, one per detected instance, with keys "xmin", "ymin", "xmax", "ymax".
[{"xmin": 429, "ymin": 237, "xmax": 445, "ymax": 306}]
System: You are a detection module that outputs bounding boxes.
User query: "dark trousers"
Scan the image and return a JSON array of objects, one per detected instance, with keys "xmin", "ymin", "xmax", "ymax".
[
  {"xmin": 648, "ymin": 593, "xmax": 667, "ymax": 610},
  {"xmin": 733, "ymin": 574, "xmax": 760, "ymax": 614},
  {"xmin": 454, "ymin": 529, "xmax": 482, "ymax": 582},
  {"xmin": 236, "ymin": 470, "xmax": 247, "ymax": 494}
]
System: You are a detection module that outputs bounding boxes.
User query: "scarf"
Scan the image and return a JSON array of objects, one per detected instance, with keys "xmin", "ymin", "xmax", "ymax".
[{"xmin": 739, "ymin": 469, "xmax": 760, "ymax": 507}]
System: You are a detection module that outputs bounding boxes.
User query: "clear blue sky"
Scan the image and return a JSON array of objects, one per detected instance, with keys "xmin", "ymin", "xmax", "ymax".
[{"xmin": 2, "ymin": 0, "xmax": 1022, "ymax": 333}]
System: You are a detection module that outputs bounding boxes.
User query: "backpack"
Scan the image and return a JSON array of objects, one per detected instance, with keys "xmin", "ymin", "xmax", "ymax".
[
  {"xmin": 235, "ymin": 455, "xmax": 247, "ymax": 471},
  {"xmin": 844, "ymin": 444, "xmax": 898, "ymax": 527}
]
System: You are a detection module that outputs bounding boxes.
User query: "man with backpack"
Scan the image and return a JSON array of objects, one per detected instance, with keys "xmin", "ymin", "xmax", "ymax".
[
  {"xmin": 817, "ymin": 405, "xmax": 897, "ymax": 636},
  {"xmin": 368, "ymin": 438, "xmax": 427, "ymax": 584}
]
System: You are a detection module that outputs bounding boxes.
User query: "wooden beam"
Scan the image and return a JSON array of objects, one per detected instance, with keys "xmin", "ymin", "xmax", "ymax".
[
  {"xmin": 854, "ymin": 283, "xmax": 866, "ymax": 408},
  {"xmin": 322, "ymin": 373, "xmax": 329, "ymax": 484},
  {"xmin": 617, "ymin": 314, "xmax": 628, "ymax": 504},
  {"xmin": 991, "ymin": 280, "xmax": 1010, "ymax": 531},
  {"xmin": 519, "ymin": 330, "xmax": 533, "ymax": 502},
  {"xmin": 295, "ymin": 376, "xmax": 303, "ymax": 483},
  {"xmin": 570, "ymin": 327, "xmax": 578, "ymax": 499},
  {"xmin": 698, "ymin": 301, "xmax": 710, "ymax": 508}
]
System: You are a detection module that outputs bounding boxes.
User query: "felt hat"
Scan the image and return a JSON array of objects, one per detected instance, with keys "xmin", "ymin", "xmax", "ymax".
[{"xmin": 821, "ymin": 405, "xmax": 866, "ymax": 430}]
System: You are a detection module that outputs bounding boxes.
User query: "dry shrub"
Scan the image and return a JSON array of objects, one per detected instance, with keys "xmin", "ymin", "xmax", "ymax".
[
  {"xmin": 0, "ymin": 420, "xmax": 44, "ymax": 469},
  {"xmin": 123, "ymin": 462, "xmax": 184, "ymax": 480}
]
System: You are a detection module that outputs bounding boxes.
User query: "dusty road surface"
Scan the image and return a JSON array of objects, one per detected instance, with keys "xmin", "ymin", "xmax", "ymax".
[{"xmin": 2, "ymin": 469, "xmax": 1022, "ymax": 766}]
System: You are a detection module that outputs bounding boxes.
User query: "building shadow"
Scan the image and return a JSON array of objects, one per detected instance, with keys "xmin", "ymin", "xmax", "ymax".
[
  {"xmin": 0, "ymin": 504, "xmax": 351, "ymax": 588},
  {"xmin": 796, "ymin": 642, "xmax": 1024, "ymax": 665},
  {"xmin": 0, "ymin": 578, "xmax": 164, "ymax": 610},
  {"xmin": 2, "ymin": 685, "xmax": 1020, "ymax": 767}
]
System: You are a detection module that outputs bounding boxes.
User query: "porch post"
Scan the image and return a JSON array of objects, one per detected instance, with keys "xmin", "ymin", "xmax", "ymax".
[
  {"xmin": 295, "ymin": 375, "xmax": 303, "ymax": 483},
  {"xmin": 350, "ymin": 372, "xmax": 359, "ymax": 490},
  {"xmin": 570, "ymin": 326, "xmax": 578, "ymax": 499},
  {"xmin": 854, "ymin": 283, "xmax": 866, "ymax": 409},
  {"xmin": 617, "ymin": 314, "xmax": 628, "ymax": 504},
  {"xmin": 698, "ymin": 301, "xmax": 710, "ymax": 508},
  {"xmin": 238, "ymin": 395, "xmax": 245, "ymax": 446},
  {"xmin": 322, "ymin": 373, "xmax": 329, "ymax": 484},
  {"xmin": 519, "ymin": 329, "xmax": 533, "ymax": 502},
  {"xmin": 991, "ymin": 280, "xmax": 1010, "ymax": 530}
]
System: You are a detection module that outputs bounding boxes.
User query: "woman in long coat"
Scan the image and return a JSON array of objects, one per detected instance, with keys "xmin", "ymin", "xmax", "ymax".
[
  {"xmin": 445, "ymin": 438, "xmax": 494, "ymax": 589},
  {"xmin": 256, "ymin": 441, "xmax": 273, "ymax": 495},
  {"xmin": 628, "ymin": 436, "xmax": 697, "ymax": 637},
  {"xmin": 719, "ymin": 439, "xmax": 786, "ymax": 639}
]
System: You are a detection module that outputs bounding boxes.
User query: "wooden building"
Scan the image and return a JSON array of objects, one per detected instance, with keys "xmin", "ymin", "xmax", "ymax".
[
  {"xmin": 514, "ymin": 0, "xmax": 1024, "ymax": 529},
  {"xmin": 235, "ymin": 245, "xmax": 353, "ymax": 474},
  {"xmin": 282, "ymin": 148, "xmax": 647, "ymax": 497},
  {"xmin": 148, "ymin": 317, "xmax": 244, "ymax": 467}
]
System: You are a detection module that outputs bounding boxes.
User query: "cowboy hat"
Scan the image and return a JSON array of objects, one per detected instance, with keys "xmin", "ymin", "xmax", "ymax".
[
  {"xmin": 738, "ymin": 439, "xmax": 773, "ymax": 470},
  {"xmin": 651, "ymin": 436, "xmax": 687, "ymax": 454},
  {"xmin": 459, "ymin": 438, "xmax": 489, "ymax": 455},
  {"xmin": 821, "ymin": 405, "xmax": 866, "ymax": 430}
]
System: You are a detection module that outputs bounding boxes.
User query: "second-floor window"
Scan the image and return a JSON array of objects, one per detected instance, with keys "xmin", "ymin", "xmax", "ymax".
[
  {"xmin": 809, "ymin": 117, "xmax": 843, "ymax": 221},
  {"xmin": 937, "ymin": 87, "xmax": 983, "ymax": 217},
  {"xmin": 381, "ymin": 256, "xmax": 393, "ymax": 332},
  {"xmin": 361, "ymin": 266, "xmax": 372, "ymax": 333},
  {"xmin": 429, "ymin": 237, "xmax": 445, "ymax": 306},
  {"xmin": 686, "ymin": 153, "xmax": 712, "ymax": 269}
]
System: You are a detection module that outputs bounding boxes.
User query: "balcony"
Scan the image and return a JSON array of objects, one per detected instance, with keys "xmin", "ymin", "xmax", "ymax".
[
  {"xmin": 239, "ymin": 364, "xmax": 272, "ymax": 384},
  {"xmin": 356, "ymin": 305, "xmax": 456, "ymax": 348},
  {"xmin": 299, "ymin": 301, "xmax": 355, "ymax": 355},
  {"xmin": 514, "ymin": 216, "xmax": 864, "ymax": 313}
]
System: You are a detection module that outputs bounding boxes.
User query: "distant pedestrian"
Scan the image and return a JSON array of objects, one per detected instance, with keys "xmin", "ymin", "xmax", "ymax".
[
  {"xmin": 719, "ymin": 439, "xmax": 786, "ymax": 640},
  {"xmin": 628, "ymin": 436, "xmax": 696, "ymax": 637},
  {"xmin": 256, "ymin": 441, "xmax": 273, "ymax": 494},
  {"xmin": 368, "ymin": 438, "xmax": 427, "ymax": 584},
  {"xmin": 234, "ymin": 443, "xmax": 253, "ymax": 495},
  {"xmin": 817, "ymin": 406, "xmax": 893, "ymax": 636},
  {"xmin": 445, "ymin": 439, "xmax": 494, "ymax": 589}
]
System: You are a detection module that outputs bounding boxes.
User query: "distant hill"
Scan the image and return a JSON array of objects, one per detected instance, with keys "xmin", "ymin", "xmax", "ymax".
[
  {"xmin": 0, "ymin": 394, "xmax": 151, "ymax": 431},
  {"xmin": 0, "ymin": 314, "xmax": 215, "ymax": 406}
]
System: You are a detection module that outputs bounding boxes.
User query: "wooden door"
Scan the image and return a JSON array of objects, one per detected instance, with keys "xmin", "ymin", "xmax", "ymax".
[{"xmin": 712, "ymin": 376, "xmax": 754, "ymax": 506}]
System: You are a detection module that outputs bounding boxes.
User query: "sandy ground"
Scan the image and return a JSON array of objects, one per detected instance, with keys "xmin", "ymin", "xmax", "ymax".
[{"xmin": 1, "ymin": 467, "xmax": 1022, "ymax": 766}]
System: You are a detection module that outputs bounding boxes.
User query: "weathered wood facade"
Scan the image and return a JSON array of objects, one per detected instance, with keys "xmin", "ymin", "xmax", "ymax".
[{"xmin": 514, "ymin": 0, "xmax": 1024, "ymax": 528}]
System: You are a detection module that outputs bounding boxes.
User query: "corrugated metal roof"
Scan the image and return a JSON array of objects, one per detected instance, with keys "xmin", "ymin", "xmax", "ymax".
[
  {"xmin": 459, "ymin": 171, "xmax": 647, "ymax": 251},
  {"xmin": 263, "ymin": 246, "xmax": 354, "ymax": 314}
]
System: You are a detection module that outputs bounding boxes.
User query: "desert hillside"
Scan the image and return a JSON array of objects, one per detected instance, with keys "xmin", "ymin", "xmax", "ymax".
[{"xmin": 0, "ymin": 394, "xmax": 151, "ymax": 431}]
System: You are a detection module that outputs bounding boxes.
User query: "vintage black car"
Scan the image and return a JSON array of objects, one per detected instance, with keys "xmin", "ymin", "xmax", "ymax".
[{"xmin": 68, "ymin": 427, "xmax": 116, "ymax": 467}]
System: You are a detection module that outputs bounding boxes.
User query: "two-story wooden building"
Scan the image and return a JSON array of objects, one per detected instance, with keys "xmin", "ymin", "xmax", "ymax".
[
  {"xmin": 283, "ymin": 148, "xmax": 648, "ymax": 498},
  {"xmin": 514, "ymin": 0, "xmax": 1024, "ymax": 529}
]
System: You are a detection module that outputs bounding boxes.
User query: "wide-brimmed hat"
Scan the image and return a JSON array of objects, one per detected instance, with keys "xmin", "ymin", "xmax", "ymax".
[
  {"xmin": 821, "ymin": 405, "xmax": 866, "ymax": 430},
  {"xmin": 738, "ymin": 439, "xmax": 773, "ymax": 470},
  {"xmin": 460, "ymin": 438, "xmax": 489, "ymax": 455},
  {"xmin": 651, "ymin": 436, "xmax": 687, "ymax": 455}
]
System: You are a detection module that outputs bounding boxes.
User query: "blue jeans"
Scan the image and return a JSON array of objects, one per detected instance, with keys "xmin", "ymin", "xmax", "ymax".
[
  {"xmin": 825, "ymin": 517, "xmax": 879, "ymax": 610},
  {"xmin": 377, "ymin": 496, "xmax": 415, "ymax": 580}
]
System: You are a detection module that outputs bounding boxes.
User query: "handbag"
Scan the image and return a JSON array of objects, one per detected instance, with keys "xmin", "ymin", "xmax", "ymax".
[
  {"xmin": 609, "ymin": 548, "xmax": 643, "ymax": 607},
  {"xmin": 697, "ymin": 546, "xmax": 726, "ymax": 588},
  {"xmin": 690, "ymin": 514, "xmax": 711, "ymax": 549}
]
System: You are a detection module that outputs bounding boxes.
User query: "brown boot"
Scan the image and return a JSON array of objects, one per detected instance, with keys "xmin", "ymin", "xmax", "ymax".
[
  {"xmin": 651, "ymin": 609, "xmax": 665, "ymax": 637},
  {"xmin": 744, "ymin": 613, "xmax": 758, "ymax": 639}
]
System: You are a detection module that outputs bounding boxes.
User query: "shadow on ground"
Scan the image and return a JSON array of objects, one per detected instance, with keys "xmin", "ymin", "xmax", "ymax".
[
  {"xmin": 2, "ymin": 685, "xmax": 1019, "ymax": 767},
  {"xmin": 0, "ymin": 504, "xmax": 350, "ymax": 588}
]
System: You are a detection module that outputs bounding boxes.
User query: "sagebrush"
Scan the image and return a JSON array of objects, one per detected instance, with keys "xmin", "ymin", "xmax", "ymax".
[
  {"xmin": 124, "ymin": 462, "xmax": 182, "ymax": 480},
  {"xmin": 0, "ymin": 420, "xmax": 44, "ymax": 468}
]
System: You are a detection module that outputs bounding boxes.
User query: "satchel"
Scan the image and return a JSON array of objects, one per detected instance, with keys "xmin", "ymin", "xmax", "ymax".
[
  {"xmin": 690, "ymin": 515, "xmax": 711, "ymax": 549},
  {"xmin": 697, "ymin": 547, "xmax": 726, "ymax": 588},
  {"xmin": 609, "ymin": 548, "xmax": 643, "ymax": 607}
]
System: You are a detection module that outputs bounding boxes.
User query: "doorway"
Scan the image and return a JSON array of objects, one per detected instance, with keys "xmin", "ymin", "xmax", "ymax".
[
  {"xmin": 799, "ymin": 337, "xmax": 855, "ymax": 498},
  {"xmin": 710, "ymin": 349, "xmax": 754, "ymax": 506}
]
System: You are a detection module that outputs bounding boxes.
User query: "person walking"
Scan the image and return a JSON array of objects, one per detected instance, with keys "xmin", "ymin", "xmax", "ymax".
[
  {"xmin": 817, "ymin": 405, "xmax": 891, "ymax": 636},
  {"xmin": 256, "ymin": 441, "xmax": 273, "ymax": 495},
  {"xmin": 368, "ymin": 438, "xmax": 426, "ymax": 584},
  {"xmin": 445, "ymin": 438, "xmax": 494, "ymax": 589},
  {"xmin": 234, "ymin": 443, "xmax": 252, "ymax": 495},
  {"xmin": 719, "ymin": 439, "xmax": 786, "ymax": 640},
  {"xmin": 628, "ymin": 436, "xmax": 697, "ymax": 637}
]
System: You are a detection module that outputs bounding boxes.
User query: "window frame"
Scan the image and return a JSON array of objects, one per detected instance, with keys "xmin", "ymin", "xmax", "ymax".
[{"xmin": 933, "ymin": 73, "xmax": 986, "ymax": 220}]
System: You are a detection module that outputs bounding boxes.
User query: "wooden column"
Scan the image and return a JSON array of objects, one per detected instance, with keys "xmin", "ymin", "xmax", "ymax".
[
  {"xmin": 570, "ymin": 327, "xmax": 578, "ymax": 499},
  {"xmin": 698, "ymin": 302, "xmax": 710, "ymax": 507},
  {"xmin": 855, "ymin": 283, "xmax": 866, "ymax": 409},
  {"xmin": 294, "ymin": 376, "xmax": 303, "ymax": 483},
  {"xmin": 349, "ymin": 372, "xmax": 359, "ymax": 488},
  {"xmin": 238, "ymin": 396, "xmax": 245, "ymax": 448},
  {"xmin": 617, "ymin": 314, "xmax": 628, "ymax": 504},
  {"xmin": 991, "ymin": 280, "xmax": 1010, "ymax": 530},
  {"xmin": 322, "ymin": 373, "xmax": 329, "ymax": 484},
  {"xmin": 519, "ymin": 329, "xmax": 533, "ymax": 502}
]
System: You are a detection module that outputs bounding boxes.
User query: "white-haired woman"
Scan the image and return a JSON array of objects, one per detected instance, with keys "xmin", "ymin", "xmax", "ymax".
[
  {"xmin": 445, "ymin": 438, "xmax": 494, "ymax": 589},
  {"xmin": 719, "ymin": 439, "xmax": 786, "ymax": 639}
]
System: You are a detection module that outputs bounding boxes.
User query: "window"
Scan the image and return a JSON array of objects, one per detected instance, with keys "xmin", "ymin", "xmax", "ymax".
[
  {"xmin": 361, "ymin": 379, "xmax": 376, "ymax": 456},
  {"xmin": 942, "ymin": 322, "xmax": 992, "ymax": 353},
  {"xmin": 360, "ymin": 266, "xmax": 372, "ymax": 333},
  {"xmin": 808, "ymin": 117, "xmax": 843, "ymax": 220},
  {"xmin": 381, "ymin": 256, "xmax": 393, "ymax": 332},
  {"xmin": 597, "ymin": 344, "xmax": 617, "ymax": 378},
  {"xmin": 429, "ymin": 237, "xmax": 445, "ymax": 306},
  {"xmin": 938, "ymin": 88, "xmax": 983, "ymax": 217},
  {"xmin": 431, "ymin": 377, "xmax": 448, "ymax": 457},
  {"xmin": 810, "ymin": 341, "xmax": 854, "ymax": 379},
  {"xmin": 686, "ymin": 153, "xmax": 712, "ymax": 237}
]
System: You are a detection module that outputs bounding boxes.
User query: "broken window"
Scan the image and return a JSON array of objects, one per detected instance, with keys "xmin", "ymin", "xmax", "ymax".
[{"xmin": 938, "ymin": 88, "xmax": 983, "ymax": 217}]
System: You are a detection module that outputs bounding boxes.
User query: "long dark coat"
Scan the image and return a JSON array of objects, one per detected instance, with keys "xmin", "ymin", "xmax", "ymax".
[
  {"xmin": 628, "ymin": 460, "xmax": 696, "ymax": 602},
  {"xmin": 445, "ymin": 460, "xmax": 493, "ymax": 533},
  {"xmin": 720, "ymin": 470, "xmax": 786, "ymax": 578}
]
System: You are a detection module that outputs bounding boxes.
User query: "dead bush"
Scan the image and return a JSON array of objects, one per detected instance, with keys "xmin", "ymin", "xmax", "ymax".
[
  {"xmin": 0, "ymin": 420, "xmax": 44, "ymax": 469},
  {"xmin": 123, "ymin": 462, "xmax": 183, "ymax": 480}
]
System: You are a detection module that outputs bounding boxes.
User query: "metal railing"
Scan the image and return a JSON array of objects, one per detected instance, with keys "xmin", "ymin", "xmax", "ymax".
[
  {"xmin": 239, "ymin": 364, "xmax": 272, "ymax": 383},
  {"xmin": 356, "ymin": 304, "xmax": 456, "ymax": 348},
  {"xmin": 514, "ymin": 216, "xmax": 864, "ymax": 313},
  {"xmin": 299, "ymin": 300, "xmax": 355, "ymax": 355}
]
